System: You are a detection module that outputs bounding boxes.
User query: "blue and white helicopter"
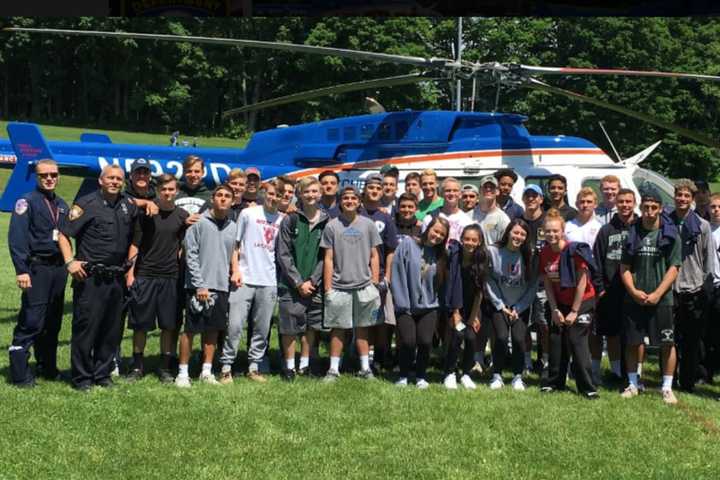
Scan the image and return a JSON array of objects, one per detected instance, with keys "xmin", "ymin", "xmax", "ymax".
[{"xmin": 1, "ymin": 26, "xmax": 719, "ymax": 212}]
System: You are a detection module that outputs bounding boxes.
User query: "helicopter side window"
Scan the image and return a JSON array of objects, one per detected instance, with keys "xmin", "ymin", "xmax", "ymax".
[
  {"xmin": 344, "ymin": 126, "xmax": 356, "ymax": 141},
  {"xmin": 378, "ymin": 123, "xmax": 392, "ymax": 141},
  {"xmin": 360, "ymin": 124, "xmax": 374, "ymax": 140}
]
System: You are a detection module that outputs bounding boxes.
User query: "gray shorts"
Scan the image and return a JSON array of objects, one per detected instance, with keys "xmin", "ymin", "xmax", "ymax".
[
  {"xmin": 278, "ymin": 286, "xmax": 325, "ymax": 335},
  {"xmin": 324, "ymin": 284, "xmax": 381, "ymax": 329}
]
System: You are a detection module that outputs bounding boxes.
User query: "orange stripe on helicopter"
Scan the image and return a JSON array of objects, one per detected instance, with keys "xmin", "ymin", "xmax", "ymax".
[{"xmin": 285, "ymin": 148, "xmax": 605, "ymax": 179}]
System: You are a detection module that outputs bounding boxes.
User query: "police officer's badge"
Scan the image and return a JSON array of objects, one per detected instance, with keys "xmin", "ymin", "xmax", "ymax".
[
  {"xmin": 68, "ymin": 204, "xmax": 84, "ymax": 221},
  {"xmin": 14, "ymin": 199, "xmax": 28, "ymax": 215}
]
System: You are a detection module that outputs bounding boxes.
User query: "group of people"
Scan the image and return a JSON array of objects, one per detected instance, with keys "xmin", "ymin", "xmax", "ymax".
[{"xmin": 8, "ymin": 155, "xmax": 720, "ymax": 404}]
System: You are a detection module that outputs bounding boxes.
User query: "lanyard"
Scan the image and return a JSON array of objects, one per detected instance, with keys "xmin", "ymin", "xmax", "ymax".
[{"xmin": 43, "ymin": 198, "xmax": 59, "ymax": 227}]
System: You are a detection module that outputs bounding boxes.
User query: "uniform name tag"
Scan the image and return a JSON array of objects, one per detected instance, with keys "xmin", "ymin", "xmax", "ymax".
[{"xmin": 52, "ymin": 229, "xmax": 59, "ymax": 242}]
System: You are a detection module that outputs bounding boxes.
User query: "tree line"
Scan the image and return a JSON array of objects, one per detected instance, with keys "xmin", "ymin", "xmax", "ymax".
[{"xmin": 1, "ymin": 17, "xmax": 718, "ymax": 178}]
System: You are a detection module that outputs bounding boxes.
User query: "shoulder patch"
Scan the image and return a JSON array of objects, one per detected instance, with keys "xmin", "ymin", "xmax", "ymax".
[
  {"xmin": 14, "ymin": 198, "xmax": 28, "ymax": 215},
  {"xmin": 68, "ymin": 204, "xmax": 84, "ymax": 221}
]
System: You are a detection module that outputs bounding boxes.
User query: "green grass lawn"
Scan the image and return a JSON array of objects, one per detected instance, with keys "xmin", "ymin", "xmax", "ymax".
[{"xmin": 1, "ymin": 128, "xmax": 720, "ymax": 478}]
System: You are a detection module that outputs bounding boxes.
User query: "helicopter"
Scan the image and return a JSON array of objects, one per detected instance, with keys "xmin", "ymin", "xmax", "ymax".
[{"xmin": 1, "ymin": 24, "xmax": 719, "ymax": 212}]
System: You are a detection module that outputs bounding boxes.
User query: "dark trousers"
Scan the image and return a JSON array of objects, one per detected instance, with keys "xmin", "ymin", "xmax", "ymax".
[
  {"xmin": 397, "ymin": 310, "xmax": 436, "ymax": 380},
  {"xmin": 703, "ymin": 288, "xmax": 720, "ymax": 380},
  {"xmin": 492, "ymin": 309, "xmax": 529, "ymax": 376},
  {"xmin": 674, "ymin": 291, "xmax": 707, "ymax": 391},
  {"xmin": 71, "ymin": 274, "xmax": 125, "ymax": 388},
  {"xmin": 9, "ymin": 263, "xmax": 67, "ymax": 385},
  {"xmin": 543, "ymin": 303, "xmax": 596, "ymax": 394},
  {"xmin": 444, "ymin": 321, "xmax": 477, "ymax": 376}
]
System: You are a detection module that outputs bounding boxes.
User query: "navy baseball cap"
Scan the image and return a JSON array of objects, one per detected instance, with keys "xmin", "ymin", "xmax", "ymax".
[{"xmin": 131, "ymin": 158, "xmax": 151, "ymax": 173}]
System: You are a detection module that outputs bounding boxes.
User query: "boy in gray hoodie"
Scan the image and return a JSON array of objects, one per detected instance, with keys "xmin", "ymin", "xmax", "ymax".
[{"xmin": 175, "ymin": 185, "xmax": 239, "ymax": 388}]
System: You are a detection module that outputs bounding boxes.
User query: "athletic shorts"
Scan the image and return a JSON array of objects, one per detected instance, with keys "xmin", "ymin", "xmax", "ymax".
[
  {"xmin": 184, "ymin": 289, "xmax": 229, "ymax": 334},
  {"xmin": 278, "ymin": 286, "xmax": 325, "ymax": 335},
  {"xmin": 624, "ymin": 303, "xmax": 674, "ymax": 346},
  {"xmin": 127, "ymin": 276, "xmax": 179, "ymax": 331},
  {"xmin": 324, "ymin": 284, "xmax": 381, "ymax": 329},
  {"xmin": 594, "ymin": 287, "xmax": 625, "ymax": 337}
]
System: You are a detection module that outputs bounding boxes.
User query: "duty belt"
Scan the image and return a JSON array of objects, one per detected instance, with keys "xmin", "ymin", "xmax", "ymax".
[
  {"xmin": 29, "ymin": 254, "xmax": 63, "ymax": 266},
  {"xmin": 85, "ymin": 262, "xmax": 129, "ymax": 279}
]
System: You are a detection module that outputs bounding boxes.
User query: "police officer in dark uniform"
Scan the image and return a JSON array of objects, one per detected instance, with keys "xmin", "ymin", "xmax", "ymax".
[
  {"xmin": 8, "ymin": 159, "xmax": 68, "ymax": 387},
  {"xmin": 58, "ymin": 164, "xmax": 138, "ymax": 390}
]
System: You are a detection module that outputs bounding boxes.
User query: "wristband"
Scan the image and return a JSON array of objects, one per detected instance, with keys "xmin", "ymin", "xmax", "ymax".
[{"xmin": 64, "ymin": 259, "xmax": 75, "ymax": 269}]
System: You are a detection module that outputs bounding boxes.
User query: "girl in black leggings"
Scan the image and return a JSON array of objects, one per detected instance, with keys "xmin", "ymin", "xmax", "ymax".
[
  {"xmin": 390, "ymin": 216, "xmax": 449, "ymax": 388},
  {"xmin": 443, "ymin": 224, "xmax": 489, "ymax": 390},
  {"xmin": 486, "ymin": 219, "xmax": 538, "ymax": 391}
]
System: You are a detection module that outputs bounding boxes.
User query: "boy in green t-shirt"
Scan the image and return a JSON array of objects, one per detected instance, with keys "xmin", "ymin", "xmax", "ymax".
[{"xmin": 620, "ymin": 185, "xmax": 681, "ymax": 404}]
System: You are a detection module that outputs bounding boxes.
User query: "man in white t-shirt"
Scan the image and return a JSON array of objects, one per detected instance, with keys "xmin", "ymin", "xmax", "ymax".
[
  {"xmin": 472, "ymin": 175, "xmax": 510, "ymax": 245},
  {"xmin": 422, "ymin": 177, "xmax": 473, "ymax": 243},
  {"xmin": 565, "ymin": 187, "xmax": 603, "ymax": 247},
  {"xmin": 564, "ymin": 186, "xmax": 603, "ymax": 385},
  {"xmin": 220, "ymin": 179, "xmax": 284, "ymax": 383}
]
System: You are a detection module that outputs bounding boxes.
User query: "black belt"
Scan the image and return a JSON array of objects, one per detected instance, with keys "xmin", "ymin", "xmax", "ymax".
[
  {"xmin": 29, "ymin": 254, "xmax": 63, "ymax": 266},
  {"xmin": 85, "ymin": 262, "xmax": 129, "ymax": 279}
]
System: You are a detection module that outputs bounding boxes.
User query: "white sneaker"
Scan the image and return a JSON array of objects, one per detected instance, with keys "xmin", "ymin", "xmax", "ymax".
[
  {"xmin": 111, "ymin": 366, "xmax": 120, "ymax": 378},
  {"xmin": 199, "ymin": 372, "xmax": 220, "ymax": 385},
  {"xmin": 395, "ymin": 377, "xmax": 408, "ymax": 387},
  {"xmin": 511, "ymin": 375, "xmax": 526, "ymax": 391},
  {"xmin": 459, "ymin": 374, "xmax": 476, "ymax": 390},
  {"xmin": 489, "ymin": 374, "xmax": 504, "ymax": 390},
  {"xmin": 416, "ymin": 378, "xmax": 429, "ymax": 390},
  {"xmin": 443, "ymin": 373, "xmax": 458, "ymax": 390},
  {"xmin": 175, "ymin": 375, "xmax": 191, "ymax": 388}
]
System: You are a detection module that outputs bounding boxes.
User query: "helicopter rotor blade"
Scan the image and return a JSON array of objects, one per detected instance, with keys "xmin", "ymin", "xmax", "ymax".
[
  {"xmin": 4, "ymin": 27, "xmax": 454, "ymax": 69},
  {"xmin": 525, "ymin": 78, "xmax": 720, "ymax": 150},
  {"xmin": 222, "ymin": 73, "xmax": 441, "ymax": 117},
  {"xmin": 518, "ymin": 64, "xmax": 720, "ymax": 82}
]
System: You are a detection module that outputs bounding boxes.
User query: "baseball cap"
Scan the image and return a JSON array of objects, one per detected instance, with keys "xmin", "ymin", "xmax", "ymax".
[
  {"xmin": 130, "ymin": 158, "xmax": 151, "ymax": 173},
  {"xmin": 462, "ymin": 184, "xmax": 479, "ymax": 195},
  {"xmin": 339, "ymin": 185, "xmax": 360, "ymax": 197},
  {"xmin": 364, "ymin": 173, "xmax": 383, "ymax": 186},
  {"xmin": 695, "ymin": 179, "xmax": 710, "ymax": 192},
  {"xmin": 523, "ymin": 184, "xmax": 544, "ymax": 197},
  {"xmin": 380, "ymin": 164, "xmax": 399, "ymax": 176},
  {"xmin": 245, "ymin": 167, "xmax": 261, "ymax": 179},
  {"xmin": 638, "ymin": 182, "xmax": 663, "ymax": 205},
  {"xmin": 480, "ymin": 175, "xmax": 498, "ymax": 187}
]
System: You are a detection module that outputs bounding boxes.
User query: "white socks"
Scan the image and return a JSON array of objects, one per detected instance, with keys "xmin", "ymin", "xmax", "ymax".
[
  {"xmin": 221, "ymin": 364, "xmax": 232, "ymax": 374},
  {"xmin": 299, "ymin": 356, "xmax": 310, "ymax": 370},
  {"xmin": 360, "ymin": 355, "xmax": 370, "ymax": 371},
  {"xmin": 628, "ymin": 372, "xmax": 639, "ymax": 388},
  {"xmin": 330, "ymin": 356, "xmax": 340, "ymax": 373},
  {"xmin": 178, "ymin": 364, "xmax": 189, "ymax": 378},
  {"xmin": 286, "ymin": 358, "xmax": 296, "ymax": 370},
  {"xmin": 662, "ymin": 375, "xmax": 673, "ymax": 391},
  {"xmin": 201, "ymin": 363, "xmax": 212, "ymax": 376}
]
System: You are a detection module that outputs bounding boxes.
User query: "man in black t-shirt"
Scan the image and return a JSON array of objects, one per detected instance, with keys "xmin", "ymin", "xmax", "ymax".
[{"xmin": 125, "ymin": 174, "xmax": 189, "ymax": 382}]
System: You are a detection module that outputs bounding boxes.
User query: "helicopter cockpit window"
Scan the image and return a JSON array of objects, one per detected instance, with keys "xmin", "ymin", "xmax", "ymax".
[
  {"xmin": 581, "ymin": 178, "xmax": 602, "ymax": 201},
  {"xmin": 378, "ymin": 123, "xmax": 392, "ymax": 141},
  {"xmin": 343, "ymin": 126, "xmax": 356, "ymax": 141},
  {"xmin": 632, "ymin": 171, "xmax": 675, "ymax": 206}
]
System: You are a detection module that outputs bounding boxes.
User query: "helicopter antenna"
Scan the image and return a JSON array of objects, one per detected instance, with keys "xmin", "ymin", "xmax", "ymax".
[
  {"xmin": 470, "ymin": 77, "xmax": 477, "ymax": 111},
  {"xmin": 598, "ymin": 121, "xmax": 623, "ymax": 162},
  {"xmin": 493, "ymin": 80, "xmax": 501, "ymax": 113},
  {"xmin": 455, "ymin": 17, "xmax": 463, "ymax": 111}
]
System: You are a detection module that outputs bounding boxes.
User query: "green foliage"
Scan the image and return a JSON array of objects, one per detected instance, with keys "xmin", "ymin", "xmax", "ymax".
[{"xmin": 0, "ymin": 18, "xmax": 718, "ymax": 178}]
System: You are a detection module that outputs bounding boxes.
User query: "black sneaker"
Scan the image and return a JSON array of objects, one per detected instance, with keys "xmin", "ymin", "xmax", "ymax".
[
  {"xmin": 14, "ymin": 379, "xmax": 36, "ymax": 389},
  {"xmin": 297, "ymin": 366, "xmax": 311, "ymax": 377},
  {"xmin": 96, "ymin": 379, "xmax": 115, "ymax": 389},
  {"xmin": 126, "ymin": 368, "xmax": 144, "ymax": 383},
  {"xmin": 281, "ymin": 368, "xmax": 296, "ymax": 382},
  {"xmin": 583, "ymin": 391, "xmax": 600, "ymax": 400},
  {"xmin": 158, "ymin": 369, "xmax": 175, "ymax": 384}
]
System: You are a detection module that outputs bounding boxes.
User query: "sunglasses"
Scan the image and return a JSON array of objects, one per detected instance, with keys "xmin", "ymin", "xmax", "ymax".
[{"xmin": 37, "ymin": 172, "xmax": 59, "ymax": 179}]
